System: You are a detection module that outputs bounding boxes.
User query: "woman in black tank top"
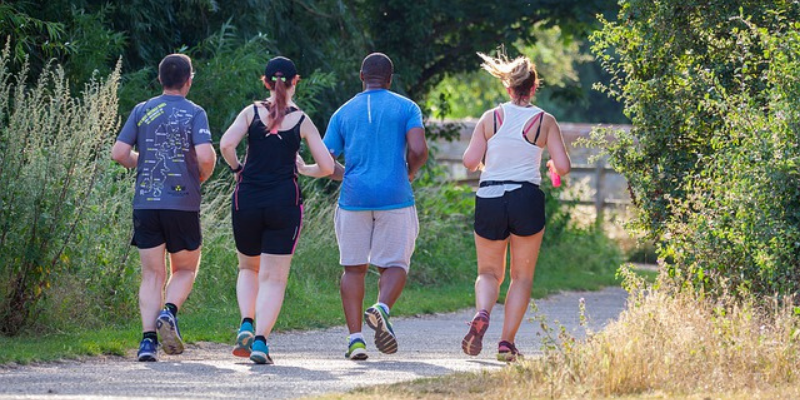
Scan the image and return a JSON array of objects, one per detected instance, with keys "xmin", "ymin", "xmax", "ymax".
[{"xmin": 219, "ymin": 56, "xmax": 334, "ymax": 364}]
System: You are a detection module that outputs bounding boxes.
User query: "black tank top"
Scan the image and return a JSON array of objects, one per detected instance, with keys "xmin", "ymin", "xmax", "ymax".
[{"xmin": 233, "ymin": 104, "xmax": 304, "ymax": 210}]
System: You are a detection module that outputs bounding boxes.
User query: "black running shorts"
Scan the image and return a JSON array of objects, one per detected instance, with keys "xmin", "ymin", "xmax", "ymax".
[
  {"xmin": 131, "ymin": 209, "xmax": 202, "ymax": 253},
  {"xmin": 232, "ymin": 205, "xmax": 303, "ymax": 256},
  {"xmin": 474, "ymin": 183, "xmax": 546, "ymax": 240}
]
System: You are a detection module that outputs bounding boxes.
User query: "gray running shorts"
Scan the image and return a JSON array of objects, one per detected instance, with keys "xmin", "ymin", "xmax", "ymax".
[{"xmin": 333, "ymin": 205, "xmax": 419, "ymax": 272}]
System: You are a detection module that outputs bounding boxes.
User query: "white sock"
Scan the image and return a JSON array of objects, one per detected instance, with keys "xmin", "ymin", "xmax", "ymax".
[
  {"xmin": 349, "ymin": 332, "xmax": 364, "ymax": 343},
  {"xmin": 377, "ymin": 302, "xmax": 390, "ymax": 316}
]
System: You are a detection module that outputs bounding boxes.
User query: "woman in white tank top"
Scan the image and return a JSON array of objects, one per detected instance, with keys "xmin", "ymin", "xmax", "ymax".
[{"xmin": 460, "ymin": 51, "xmax": 571, "ymax": 361}]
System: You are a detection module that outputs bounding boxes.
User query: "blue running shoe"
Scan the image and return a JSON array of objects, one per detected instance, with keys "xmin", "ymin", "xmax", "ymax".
[
  {"xmin": 345, "ymin": 338, "xmax": 368, "ymax": 360},
  {"xmin": 137, "ymin": 338, "xmax": 157, "ymax": 362},
  {"xmin": 365, "ymin": 305, "xmax": 398, "ymax": 354},
  {"xmin": 156, "ymin": 309, "xmax": 184, "ymax": 355},
  {"xmin": 233, "ymin": 322, "xmax": 254, "ymax": 358},
  {"xmin": 250, "ymin": 340, "xmax": 273, "ymax": 365}
]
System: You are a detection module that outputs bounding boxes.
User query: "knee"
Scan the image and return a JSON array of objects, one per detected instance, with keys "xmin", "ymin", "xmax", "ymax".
[
  {"xmin": 239, "ymin": 262, "xmax": 259, "ymax": 273},
  {"xmin": 260, "ymin": 268, "xmax": 289, "ymax": 285},
  {"xmin": 510, "ymin": 272, "xmax": 534, "ymax": 287},
  {"xmin": 343, "ymin": 265, "xmax": 368, "ymax": 277},
  {"xmin": 142, "ymin": 266, "xmax": 166, "ymax": 282},
  {"xmin": 478, "ymin": 271, "xmax": 504, "ymax": 285},
  {"xmin": 172, "ymin": 264, "xmax": 198, "ymax": 275}
]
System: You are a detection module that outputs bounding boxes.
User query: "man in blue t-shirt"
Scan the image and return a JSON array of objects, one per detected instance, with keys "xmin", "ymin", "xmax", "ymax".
[
  {"xmin": 322, "ymin": 53, "xmax": 428, "ymax": 360},
  {"xmin": 111, "ymin": 54, "xmax": 216, "ymax": 362}
]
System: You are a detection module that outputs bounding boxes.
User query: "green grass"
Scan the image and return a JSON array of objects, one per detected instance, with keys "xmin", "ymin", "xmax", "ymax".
[{"xmin": 0, "ymin": 327, "xmax": 138, "ymax": 364}]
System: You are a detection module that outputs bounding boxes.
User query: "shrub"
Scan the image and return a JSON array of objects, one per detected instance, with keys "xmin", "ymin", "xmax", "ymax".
[{"xmin": 588, "ymin": 1, "xmax": 800, "ymax": 296}]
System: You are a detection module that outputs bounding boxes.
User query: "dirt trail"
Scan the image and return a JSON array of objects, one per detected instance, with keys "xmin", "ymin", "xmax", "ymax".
[{"xmin": 0, "ymin": 287, "xmax": 627, "ymax": 399}]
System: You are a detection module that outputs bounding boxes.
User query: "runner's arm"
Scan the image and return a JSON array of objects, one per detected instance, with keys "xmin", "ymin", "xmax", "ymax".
[
  {"xmin": 406, "ymin": 127, "xmax": 427, "ymax": 182},
  {"xmin": 543, "ymin": 114, "xmax": 570, "ymax": 175},
  {"xmin": 328, "ymin": 158, "xmax": 345, "ymax": 182},
  {"xmin": 219, "ymin": 107, "xmax": 251, "ymax": 177},
  {"xmin": 297, "ymin": 116, "xmax": 334, "ymax": 178},
  {"xmin": 195, "ymin": 143, "xmax": 216, "ymax": 183},
  {"xmin": 463, "ymin": 110, "xmax": 491, "ymax": 172},
  {"xmin": 111, "ymin": 141, "xmax": 138, "ymax": 169}
]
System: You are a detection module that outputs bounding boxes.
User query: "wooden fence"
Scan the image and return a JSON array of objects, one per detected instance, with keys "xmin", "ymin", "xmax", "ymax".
[{"xmin": 432, "ymin": 122, "xmax": 632, "ymax": 224}]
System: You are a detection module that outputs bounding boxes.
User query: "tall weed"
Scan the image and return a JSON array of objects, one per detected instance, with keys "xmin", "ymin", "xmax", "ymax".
[
  {"xmin": 493, "ymin": 267, "xmax": 800, "ymax": 397},
  {"xmin": 0, "ymin": 40, "xmax": 130, "ymax": 335}
]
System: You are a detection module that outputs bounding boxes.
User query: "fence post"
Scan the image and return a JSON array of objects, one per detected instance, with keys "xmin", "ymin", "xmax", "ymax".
[{"xmin": 594, "ymin": 158, "xmax": 606, "ymax": 226}]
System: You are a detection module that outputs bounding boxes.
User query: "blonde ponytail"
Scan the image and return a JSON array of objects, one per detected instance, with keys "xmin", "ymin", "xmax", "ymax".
[{"xmin": 477, "ymin": 51, "xmax": 539, "ymax": 97}]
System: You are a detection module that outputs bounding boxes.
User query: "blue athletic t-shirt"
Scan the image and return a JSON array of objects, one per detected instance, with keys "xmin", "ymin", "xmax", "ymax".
[{"xmin": 324, "ymin": 89, "xmax": 424, "ymax": 211}]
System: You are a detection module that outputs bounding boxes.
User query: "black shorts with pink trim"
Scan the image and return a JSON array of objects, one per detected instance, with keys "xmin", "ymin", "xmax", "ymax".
[{"xmin": 232, "ymin": 204, "xmax": 303, "ymax": 256}]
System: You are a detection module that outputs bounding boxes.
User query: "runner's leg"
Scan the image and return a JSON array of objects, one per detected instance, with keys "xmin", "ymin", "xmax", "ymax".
[
  {"xmin": 501, "ymin": 230, "xmax": 544, "ymax": 343},
  {"xmin": 254, "ymin": 254, "xmax": 292, "ymax": 341},
  {"xmin": 164, "ymin": 248, "xmax": 201, "ymax": 309},
  {"xmin": 371, "ymin": 206, "xmax": 417, "ymax": 309},
  {"xmin": 376, "ymin": 267, "xmax": 406, "ymax": 308},
  {"xmin": 237, "ymin": 252, "xmax": 260, "ymax": 320},
  {"xmin": 462, "ymin": 234, "xmax": 507, "ymax": 355},
  {"xmin": 341, "ymin": 264, "xmax": 369, "ymax": 334},
  {"xmin": 474, "ymin": 233, "xmax": 508, "ymax": 313},
  {"xmin": 139, "ymin": 245, "xmax": 167, "ymax": 332}
]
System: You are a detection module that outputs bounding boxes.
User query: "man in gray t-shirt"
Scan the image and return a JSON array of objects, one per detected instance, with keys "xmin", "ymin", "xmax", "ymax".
[
  {"xmin": 117, "ymin": 94, "xmax": 212, "ymax": 211},
  {"xmin": 112, "ymin": 54, "xmax": 216, "ymax": 362}
]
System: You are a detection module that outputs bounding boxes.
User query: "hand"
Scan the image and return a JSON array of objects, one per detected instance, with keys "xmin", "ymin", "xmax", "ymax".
[
  {"xmin": 547, "ymin": 160, "xmax": 561, "ymax": 187},
  {"xmin": 295, "ymin": 154, "xmax": 307, "ymax": 174},
  {"xmin": 408, "ymin": 172, "xmax": 416, "ymax": 182},
  {"xmin": 232, "ymin": 162, "xmax": 244, "ymax": 181}
]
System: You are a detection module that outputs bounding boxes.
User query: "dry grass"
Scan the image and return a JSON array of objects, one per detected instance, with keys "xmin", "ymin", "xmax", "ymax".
[{"xmin": 330, "ymin": 266, "xmax": 800, "ymax": 399}]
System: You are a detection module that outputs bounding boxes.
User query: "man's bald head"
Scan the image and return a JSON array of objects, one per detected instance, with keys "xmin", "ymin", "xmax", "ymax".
[{"xmin": 361, "ymin": 53, "xmax": 393, "ymax": 87}]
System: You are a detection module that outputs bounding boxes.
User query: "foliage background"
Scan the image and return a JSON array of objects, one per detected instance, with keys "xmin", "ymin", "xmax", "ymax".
[{"xmin": 589, "ymin": 0, "xmax": 800, "ymax": 296}]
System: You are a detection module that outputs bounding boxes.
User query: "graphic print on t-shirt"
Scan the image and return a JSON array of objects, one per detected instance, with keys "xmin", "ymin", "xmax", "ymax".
[{"xmin": 138, "ymin": 105, "xmax": 196, "ymax": 201}]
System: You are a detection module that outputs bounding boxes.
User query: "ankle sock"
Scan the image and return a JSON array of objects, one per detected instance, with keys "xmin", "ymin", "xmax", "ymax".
[
  {"xmin": 254, "ymin": 335, "xmax": 266, "ymax": 344},
  {"xmin": 165, "ymin": 303, "xmax": 178, "ymax": 317},
  {"xmin": 349, "ymin": 332, "xmax": 364, "ymax": 343},
  {"xmin": 242, "ymin": 317, "xmax": 254, "ymax": 326},
  {"xmin": 376, "ymin": 302, "xmax": 390, "ymax": 316},
  {"xmin": 143, "ymin": 331, "xmax": 158, "ymax": 344}
]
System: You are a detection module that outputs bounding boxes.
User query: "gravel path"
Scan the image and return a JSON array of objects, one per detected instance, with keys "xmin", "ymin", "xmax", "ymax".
[{"xmin": 0, "ymin": 287, "xmax": 627, "ymax": 399}]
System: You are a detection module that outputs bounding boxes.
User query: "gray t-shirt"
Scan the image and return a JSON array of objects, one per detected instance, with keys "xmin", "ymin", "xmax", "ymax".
[{"xmin": 117, "ymin": 94, "xmax": 213, "ymax": 211}]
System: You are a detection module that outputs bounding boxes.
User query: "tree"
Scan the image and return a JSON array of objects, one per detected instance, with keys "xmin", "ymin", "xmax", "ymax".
[
  {"xmin": 423, "ymin": 25, "xmax": 628, "ymax": 123},
  {"xmin": 359, "ymin": 0, "xmax": 617, "ymax": 99}
]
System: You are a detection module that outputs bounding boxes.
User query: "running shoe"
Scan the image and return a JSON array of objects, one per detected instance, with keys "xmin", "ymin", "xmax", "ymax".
[
  {"xmin": 497, "ymin": 340, "xmax": 524, "ymax": 362},
  {"xmin": 156, "ymin": 309, "xmax": 184, "ymax": 355},
  {"xmin": 137, "ymin": 338, "xmax": 157, "ymax": 362},
  {"xmin": 345, "ymin": 338, "xmax": 368, "ymax": 360},
  {"xmin": 462, "ymin": 309, "xmax": 490, "ymax": 356},
  {"xmin": 364, "ymin": 305, "xmax": 398, "ymax": 354},
  {"xmin": 232, "ymin": 321, "xmax": 254, "ymax": 358},
  {"xmin": 250, "ymin": 340, "xmax": 273, "ymax": 365}
]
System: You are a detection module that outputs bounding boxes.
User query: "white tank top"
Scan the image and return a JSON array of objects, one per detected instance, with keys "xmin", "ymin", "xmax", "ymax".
[{"xmin": 477, "ymin": 103, "xmax": 545, "ymax": 198}]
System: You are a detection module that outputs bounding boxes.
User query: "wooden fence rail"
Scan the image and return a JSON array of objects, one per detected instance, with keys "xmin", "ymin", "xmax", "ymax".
[{"xmin": 435, "ymin": 157, "xmax": 630, "ymax": 224}]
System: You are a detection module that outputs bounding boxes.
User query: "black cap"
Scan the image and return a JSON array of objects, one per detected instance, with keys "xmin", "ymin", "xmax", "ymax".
[{"xmin": 264, "ymin": 56, "xmax": 297, "ymax": 84}]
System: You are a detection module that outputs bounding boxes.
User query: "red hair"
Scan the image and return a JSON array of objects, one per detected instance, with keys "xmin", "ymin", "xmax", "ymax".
[{"xmin": 264, "ymin": 74, "xmax": 293, "ymax": 133}]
